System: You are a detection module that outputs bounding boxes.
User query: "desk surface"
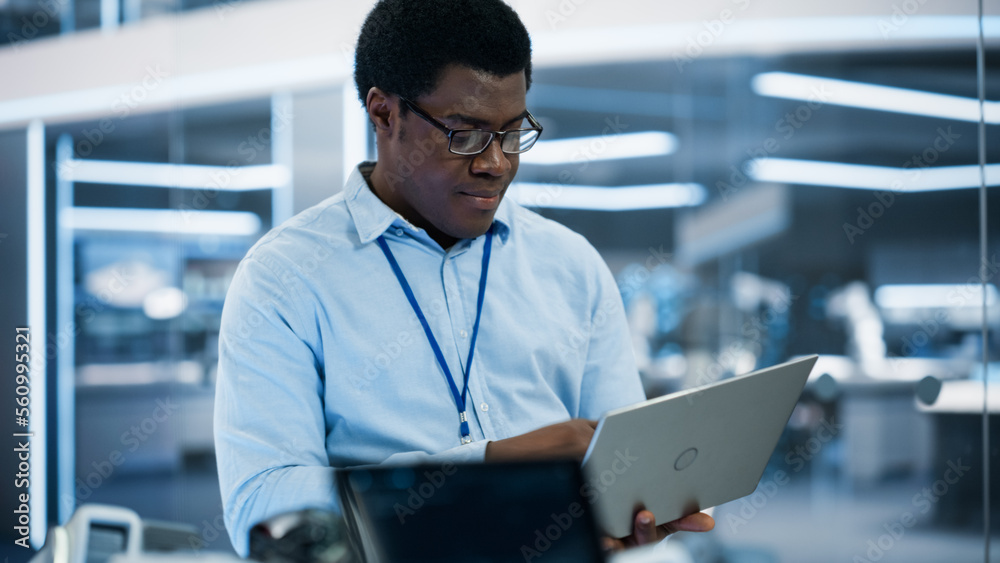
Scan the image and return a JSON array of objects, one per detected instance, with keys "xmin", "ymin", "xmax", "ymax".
[{"xmin": 918, "ymin": 380, "xmax": 1000, "ymax": 414}]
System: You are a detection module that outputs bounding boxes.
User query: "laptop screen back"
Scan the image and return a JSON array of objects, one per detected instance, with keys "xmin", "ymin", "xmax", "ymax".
[{"xmin": 336, "ymin": 460, "xmax": 606, "ymax": 563}]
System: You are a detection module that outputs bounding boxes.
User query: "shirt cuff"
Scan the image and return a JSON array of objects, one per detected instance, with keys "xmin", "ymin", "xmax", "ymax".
[{"xmin": 380, "ymin": 439, "xmax": 490, "ymax": 466}]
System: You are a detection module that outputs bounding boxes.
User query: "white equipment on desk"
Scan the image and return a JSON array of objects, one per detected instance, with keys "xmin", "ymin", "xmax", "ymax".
[
  {"xmin": 30, "ymin": 504, "xmax": 143, "ymax": 563},
  {"xmin": 29, "ymin": 503, "xmax": 240, "ymax": 563}
]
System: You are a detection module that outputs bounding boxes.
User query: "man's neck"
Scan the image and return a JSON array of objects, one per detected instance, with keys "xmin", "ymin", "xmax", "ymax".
[{"xmin": 364, "ymin": 163, "xmax": 459, "ymax": 250}]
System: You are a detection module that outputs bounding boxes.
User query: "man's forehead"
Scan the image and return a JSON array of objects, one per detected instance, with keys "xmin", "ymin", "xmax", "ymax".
[
  {"xmin": 429, "ymin": 65, "xmax": 525, "ymax": 97},
  {"xmin": 424, "ymin": 66, "xmax": 527, "ymax": 121}
]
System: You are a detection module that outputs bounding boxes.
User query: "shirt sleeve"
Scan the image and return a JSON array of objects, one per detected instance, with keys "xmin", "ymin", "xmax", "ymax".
[
  {"xmin": 576, "ymin": 246, "xmax": 647, "ymax": 420},
  {"xmin": 214, "ymin": 255, "xmax": 335, "ymax": 556}
]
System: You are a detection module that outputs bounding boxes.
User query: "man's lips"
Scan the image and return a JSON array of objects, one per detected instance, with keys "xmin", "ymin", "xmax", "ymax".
[
  {"xmin": 459, "ymin": 189, "xmax": 503, "ymax": 199},
  {"xmin": 458, "ymin": 189, "xmax": 503, "ymax": 209}
]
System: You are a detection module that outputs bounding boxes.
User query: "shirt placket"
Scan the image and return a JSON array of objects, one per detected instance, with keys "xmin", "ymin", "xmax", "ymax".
[{"xmin": 440, "ymin": 241, "xmax": 493, "ymax": 442}]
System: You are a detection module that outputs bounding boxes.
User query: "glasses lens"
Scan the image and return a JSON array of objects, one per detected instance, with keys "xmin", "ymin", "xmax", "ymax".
[
  {"xmin": 450, "ymin": 131, "xmax": 492, "ymax": 155},
  {"xmin": 502, "ymin": 129, "xmax": 540, "ymax": 154}
]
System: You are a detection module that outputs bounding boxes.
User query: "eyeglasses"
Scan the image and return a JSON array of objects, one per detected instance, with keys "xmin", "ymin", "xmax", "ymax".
[{"xmin": 399, "ymin": 97, "xmax": 543, "ymax": 156}]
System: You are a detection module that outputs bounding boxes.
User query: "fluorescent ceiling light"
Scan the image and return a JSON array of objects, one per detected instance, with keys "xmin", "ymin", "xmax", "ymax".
[
  {"xmin": 533, "ymin": 16, "xmax": 999, "ymax": 68},
  {"xmin": 62, "ymin": 207, "xmax": 262, "ymax": 236},
  {"xmin": 520, "ymin": 131, "xmax": 677, "ymax": 165},
  {"xmin": 750, "ymin": 158, "xmax": 1000, "ymax": 192},
  {"xmin": 752, "ymin": 71, "xmax": 1000, "ymax": 124},
  {"xmin": 76, "ymin": 361, "xmax": 203, "ymax": 386},
  {"xmin": 59, "ymin": 159, "xmax": 290, "ymax": 190},
  {"xmin": 0, "ymin": 53, "xmax": 346, "ymax": 127},
  {"xmin": 85, "ymin": 260, "xmax": 169, "ymax": 307},
  {"xmin": 875, "ymin": 284, "xmax": 998, "ymax": 310},
  {"xmin": 26, "ymin": 119, "xmax": 46, "ymax": 548},
  {"xmin": 507, "ymin": 182, "xmax": 705, "ymax": 211},
  {"xmin": 143, "ymin": 287, "xmax": 189, "ymax": 320}
]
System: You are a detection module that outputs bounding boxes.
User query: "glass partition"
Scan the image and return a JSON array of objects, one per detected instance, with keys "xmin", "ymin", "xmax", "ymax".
[{"xmin": 516, "ymin": 2, "xmax": 997, "ymax": 561}]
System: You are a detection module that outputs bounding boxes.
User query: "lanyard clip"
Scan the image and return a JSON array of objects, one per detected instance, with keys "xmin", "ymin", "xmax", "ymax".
[{"xmin": 459, "ymin": 412, "xmax": 471, "ymax": 444}]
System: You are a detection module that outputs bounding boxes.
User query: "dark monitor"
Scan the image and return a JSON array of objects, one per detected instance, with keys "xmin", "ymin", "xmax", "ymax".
[{"xmin": 336, "ymin": 460, "xmax": 606, "ymax": 563}]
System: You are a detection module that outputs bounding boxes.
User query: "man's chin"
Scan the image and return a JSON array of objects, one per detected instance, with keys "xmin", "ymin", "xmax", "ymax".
[{"xmin": 448, "ymin": 219, "xmax": 497, "ymax": 242}]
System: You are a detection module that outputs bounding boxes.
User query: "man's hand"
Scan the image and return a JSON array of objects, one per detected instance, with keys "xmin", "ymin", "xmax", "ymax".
[
  {"xmin": 484, "ymin": 419, "xmax": 597, "ymax": 462},
  {"xmin": 484, "ymin": 420, "xmax": 715, "ymax": 550},
  {"xmin": 602, "ymin": 510, "xmax": 715, "ymax": 551}
]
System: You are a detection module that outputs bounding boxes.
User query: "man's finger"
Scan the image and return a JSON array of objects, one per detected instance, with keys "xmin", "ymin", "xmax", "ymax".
[
  {"xmin": 601, "ymin": 537, "xmax": 622, "ymax": 553},
  {"xmin": 665, "ymin": 512, "xmax": 716, "ymax": 533},
  {"xmin": 633, "ymin": 510, "xmax": 659, "ymax": 544}
]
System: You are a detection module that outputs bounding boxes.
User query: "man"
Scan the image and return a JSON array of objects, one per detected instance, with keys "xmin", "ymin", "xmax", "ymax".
[{"xmin": 214, "ymin": 0, "xmax": 713, "ymax": 556}]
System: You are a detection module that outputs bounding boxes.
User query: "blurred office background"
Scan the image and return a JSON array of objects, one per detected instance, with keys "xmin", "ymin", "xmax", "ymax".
[{"xmin": 0, "ymin": 0, "xmax": 998, "ymax": 561}]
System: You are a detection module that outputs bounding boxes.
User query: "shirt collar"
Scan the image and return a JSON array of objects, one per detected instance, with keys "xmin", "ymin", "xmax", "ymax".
[{"xmin": 344, "ymin": 162, "xmax": 512, "ymax": 246}]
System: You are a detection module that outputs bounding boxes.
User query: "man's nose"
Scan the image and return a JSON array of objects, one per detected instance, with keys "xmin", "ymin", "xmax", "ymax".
[{"xmin": 470, "ymin": 137, "xmax": 512, "ymax": 176}]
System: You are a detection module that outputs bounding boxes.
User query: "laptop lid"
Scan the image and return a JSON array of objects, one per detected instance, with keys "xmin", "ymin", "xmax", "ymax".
[{"xmin": 581, "ymin": 355, "xmax": 818, "ymax": 538}]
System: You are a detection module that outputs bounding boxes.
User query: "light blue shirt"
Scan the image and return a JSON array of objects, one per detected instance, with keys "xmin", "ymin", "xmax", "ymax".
[{"xmin": 214, "ymin": 163, "xmax": 645, "ymax": 555}]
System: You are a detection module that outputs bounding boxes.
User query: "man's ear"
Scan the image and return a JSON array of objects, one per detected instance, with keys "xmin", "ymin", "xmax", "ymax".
[{"xmin": 365, "ymin": 87, "xmax": 396, "ymax": 133}]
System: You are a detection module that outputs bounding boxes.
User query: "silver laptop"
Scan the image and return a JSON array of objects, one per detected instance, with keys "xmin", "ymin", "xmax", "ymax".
[{"xmin": 581, "ymin": 355, "xmax": 818, "ymax": 538}]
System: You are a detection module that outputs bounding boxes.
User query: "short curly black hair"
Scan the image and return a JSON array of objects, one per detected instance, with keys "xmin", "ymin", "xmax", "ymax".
[{"xmin": 354, "ymin": 0, "xmax": 532, "ymax": 109}]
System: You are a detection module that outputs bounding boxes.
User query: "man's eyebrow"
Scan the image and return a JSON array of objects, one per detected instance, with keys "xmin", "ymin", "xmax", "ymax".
[{"xmin": 443, "ymin": 109, "xmax": 530, "ymax": 129}]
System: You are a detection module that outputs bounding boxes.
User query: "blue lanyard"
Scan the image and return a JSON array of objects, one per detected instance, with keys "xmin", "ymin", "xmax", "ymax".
[{"xmin": 375, "ymin": 225, "xmax": 494, "ymax": 445}]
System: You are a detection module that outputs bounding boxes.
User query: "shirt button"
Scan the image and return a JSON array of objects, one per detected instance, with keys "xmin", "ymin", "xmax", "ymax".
[
  {"xmin": 480, "ymin": 403, "xmax": 489, "ymax": 412},
  {"xmin": 395, "ymin": 227, "xmax": 404, "ymax": 236},
  {"xmin": 459, "ymin": 329, "xmax": 468, "ymax": 339}
]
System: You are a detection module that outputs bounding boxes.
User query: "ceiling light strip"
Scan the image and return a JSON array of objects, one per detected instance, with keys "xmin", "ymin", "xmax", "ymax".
[
  {"xmin": 750, "ymin": 158, "xmax": 1000, "ymax": 192},
  {"xmin": 508, "ymin": 182, "xmax": 706, "ymax": 210},
  {"xmin": 520, "ymin": 131, "xmax": 678, "ymax": 166},
  {"xmin": 61, "ymin": 207, "xmax": 262, "ymax": 236},
  {"xmin": 59, "ymin": 159, "xmax": 290, "ymax": 190},
  {"xmin": 752, "ymin": 71, "xmax": 1000, "ymax": 124},
  {"xmin": 874, "ymin": 284, "xmax": 999, "ymax": 309}
]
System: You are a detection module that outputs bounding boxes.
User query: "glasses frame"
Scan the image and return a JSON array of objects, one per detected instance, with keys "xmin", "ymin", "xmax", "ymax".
[{"xmin": 399, "ymin": 97, "xmax": 543, "ymax": 156}]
